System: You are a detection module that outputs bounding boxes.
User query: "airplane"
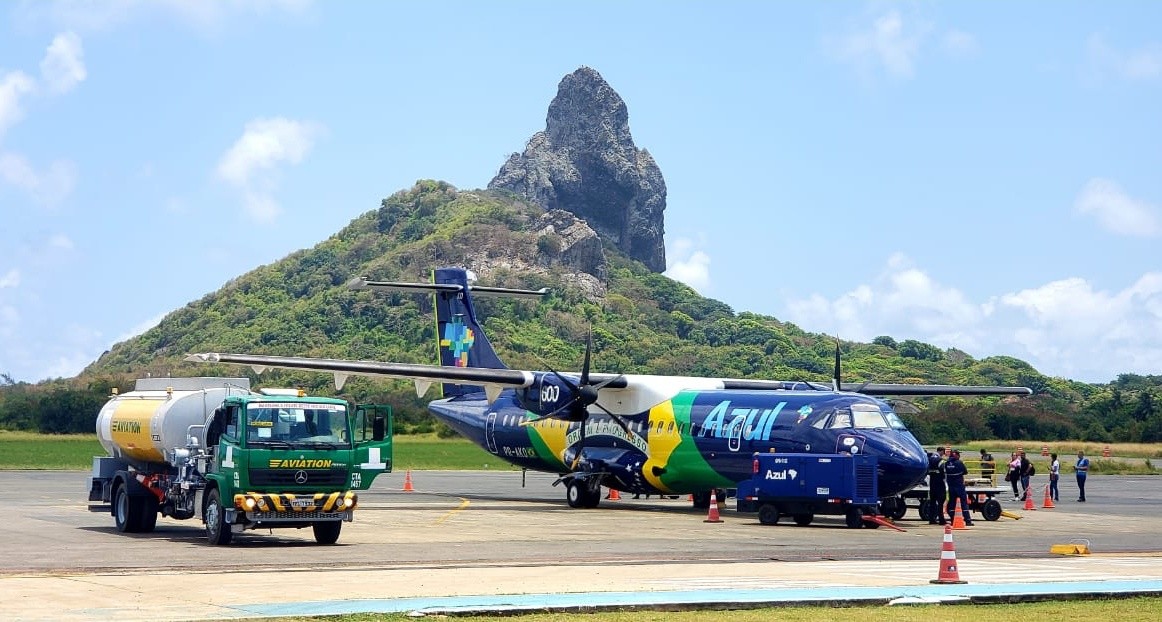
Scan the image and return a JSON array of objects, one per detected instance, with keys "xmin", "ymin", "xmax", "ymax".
[{"xmin": 187, "ymin": 267, "xmax": 1031, "ymax": 516}]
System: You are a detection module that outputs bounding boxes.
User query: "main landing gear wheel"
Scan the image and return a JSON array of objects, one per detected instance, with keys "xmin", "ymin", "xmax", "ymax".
[
  {"xmin": 566, "ymin": 480, "xmax": 601, "ymax": 508},
  {"xmin": 918, "ymin": 500, "xmax": 933, "ymax": 522},
  {"xmin": 982, "ymin": 498, "xmax": 1002, "ymax": 521},
  {"xmin": 757, "ymin": 504, "xmax": 780, "ymax": 525}
]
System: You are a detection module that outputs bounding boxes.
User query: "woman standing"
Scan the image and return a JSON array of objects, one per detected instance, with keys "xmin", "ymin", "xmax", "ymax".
[{"xmin": 1007, "ymin": 452, "xmax": 1021, "ymax": 501}]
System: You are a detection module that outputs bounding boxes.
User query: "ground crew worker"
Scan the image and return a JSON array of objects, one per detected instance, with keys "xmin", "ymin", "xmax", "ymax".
[
  {"xmin": 1076, "ymin": 450, "xmax": 1090, "ymax": 502},
  {"xmin": 943, "ymin": 449, "xmax": 974, "ymax": 526},
  {"xmin": 1049, "ymin": 452, "xmax": 1061, "ymax": 502},
  {"xmin": 979, "ymin": 448, "xmax": 995, "ymax": 482},
  {"xmin": 926, "ymin": 448, "xmax": 947, "ymax": 525}
]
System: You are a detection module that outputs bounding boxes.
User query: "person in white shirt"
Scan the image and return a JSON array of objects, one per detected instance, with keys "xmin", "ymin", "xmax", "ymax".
[{"xmin": 1049, "ymin": 453, "xmax": 1061, "ymax": 502}]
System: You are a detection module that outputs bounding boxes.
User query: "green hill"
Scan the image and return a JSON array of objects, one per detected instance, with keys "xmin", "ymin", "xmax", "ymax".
[{"xmin": 4, "ymin": 180, "xmax": 1162, "ymax": 443}]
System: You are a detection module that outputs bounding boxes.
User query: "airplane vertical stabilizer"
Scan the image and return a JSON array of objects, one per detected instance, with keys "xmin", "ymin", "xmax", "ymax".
[{"xmin": 433, "ymin": 268, "xmax": 509, "ymax": 397}]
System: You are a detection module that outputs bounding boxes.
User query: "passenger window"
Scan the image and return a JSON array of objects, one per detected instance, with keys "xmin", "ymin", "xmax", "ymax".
[{"xmin": 667, "ymin": 422, "xmax": 675, "ymax": 434}]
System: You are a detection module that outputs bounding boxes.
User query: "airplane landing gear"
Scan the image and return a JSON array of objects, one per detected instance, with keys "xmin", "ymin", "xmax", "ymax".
[{"xmin": 566, "ymin": 479, "xmax": 601, "ymax": 508}]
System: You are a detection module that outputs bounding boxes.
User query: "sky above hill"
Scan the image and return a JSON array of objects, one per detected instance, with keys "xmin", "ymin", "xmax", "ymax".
[{"xmin": 2, "ymin": 1, "xmax": 1160, "ymax": 384}]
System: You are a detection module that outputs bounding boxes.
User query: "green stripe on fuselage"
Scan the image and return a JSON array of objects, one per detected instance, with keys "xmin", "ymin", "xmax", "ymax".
[{"xmin": 658, "ymin": 391, "xmax": 734, "ymax": 491}]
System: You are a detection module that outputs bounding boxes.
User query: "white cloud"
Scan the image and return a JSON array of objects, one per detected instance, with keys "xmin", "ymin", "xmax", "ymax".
[
  {"xmin": 0, "ymin": 152, "xmax": 77, "ymax": 206},
  {"xmin": 49, "ymin": 234, "xmax": 74, "ymax": 250},
  {"xmin": 1074, "ymin": 178, "xmax": 1161, "ymax": 237},
  {"xmin": 665, "ymin": 236, "xmax": 711, "ymax": 292},
  {"xmin": 781, "ymin": 256, "xmax": 1162, "ymax": 382},
  {"xmin": 216, "ymin": 117, "xmax": 323, "ymax": 222},
  {"xmin": 1085, "ymin": 33, "xmax": 1162, "ymax": 81},
  {"xmin": 828, "ymin": 10, "xmax": 929, "ymax": 79},
  {"xmin": 942, "ymin": 29, "xmax": 979, "ymax": 58},
  {"xmin": 0, "ymin": 269, "xmax": 20, "ymax": 288},
  {"xmin": 39, "ymin": 32, "xmax": 87, "ymax": 94},
  {"xmin": 0, "ymin": 70, "xmax": 36, "ymax": 139}
]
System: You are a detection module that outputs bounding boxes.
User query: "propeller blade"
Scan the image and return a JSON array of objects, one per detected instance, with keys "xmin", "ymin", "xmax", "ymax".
[
  {"xmin": 519, "ymin": 395, "xmax": 583, "ymax": 425},
  {"xmin": 833, "ymin": 336, "xmax": 841, "ymax": 392},
  {"xmin": 570, "ymin": 419, "xmax": 587, "ymax": 470},
  {"xmin": 580, "ymin": 328, "xmax": 593, "ymax": 386}
]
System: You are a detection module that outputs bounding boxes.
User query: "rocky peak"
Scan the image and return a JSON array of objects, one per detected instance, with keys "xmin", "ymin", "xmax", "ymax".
[{"xmin": 489, "ymin": 67, "xmax": 667, "ymax": 272}]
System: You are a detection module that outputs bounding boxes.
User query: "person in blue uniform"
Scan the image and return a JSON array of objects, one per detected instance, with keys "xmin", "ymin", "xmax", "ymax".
[
  {"xmin": 943, "ymin": 449, "xmax": 974, "ymax": 526},
  {"xmin": 926, "ymin": 448, "xmax": 947, "ymax": 525},
  {"xmin": 1075, "ymin": 450, "xmax": 1090, "ymax": 502}
]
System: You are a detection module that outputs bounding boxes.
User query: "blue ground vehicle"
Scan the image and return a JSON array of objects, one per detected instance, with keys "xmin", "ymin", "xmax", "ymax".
[{"xmin": 736, "ymin": 453, "xmax": 880, "ymax": 528}]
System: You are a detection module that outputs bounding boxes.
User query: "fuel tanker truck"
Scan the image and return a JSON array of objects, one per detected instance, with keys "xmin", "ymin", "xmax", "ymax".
[{"xmin": 88, "ymin": 377, "xmax": 394, "ymax": 545}]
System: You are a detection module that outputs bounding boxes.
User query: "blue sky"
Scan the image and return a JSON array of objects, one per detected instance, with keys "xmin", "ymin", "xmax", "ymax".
[{"xmin": 1, "ymin": 1, "xmax": 1160, "ymax": 384}]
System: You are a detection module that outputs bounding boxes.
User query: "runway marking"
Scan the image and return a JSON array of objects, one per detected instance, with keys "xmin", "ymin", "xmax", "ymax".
[{"xmin": 434, "ymin": 498, "xmax": 471, "ymax": 525}]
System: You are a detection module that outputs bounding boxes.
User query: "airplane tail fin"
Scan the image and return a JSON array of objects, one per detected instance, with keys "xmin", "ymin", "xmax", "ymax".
[{"xmin": 349, "ymin": 268, "xmax": 548, "ymax": 397}]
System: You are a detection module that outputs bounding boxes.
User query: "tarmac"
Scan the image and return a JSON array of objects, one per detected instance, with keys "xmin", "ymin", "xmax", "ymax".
[{"xmin": 2, "ymin": 470, "xmax": 1161, "ymax": 621}]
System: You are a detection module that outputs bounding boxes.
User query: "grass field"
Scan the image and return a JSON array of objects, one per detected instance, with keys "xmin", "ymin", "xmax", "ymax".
[
  {"xmin": 1, "ymin": 430, "xmax": 1158, "ymax": 473},
  {"xmin": 249, "ymin": 598, "xmax": 1162, "ymax": 622},
  {"xmin": 0, "ymin": 430, "xmax": 516, "ymax": 471}
]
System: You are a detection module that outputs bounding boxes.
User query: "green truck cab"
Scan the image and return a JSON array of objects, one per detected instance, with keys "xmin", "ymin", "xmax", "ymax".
[{"xmin": 89, "ymin": 378, "xmax": 393, "ymax": 545}]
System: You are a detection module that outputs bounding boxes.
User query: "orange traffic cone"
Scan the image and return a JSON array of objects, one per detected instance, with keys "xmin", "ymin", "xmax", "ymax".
[
  {"xmin": 950, "ymin": 497, "xmax": 967, "ymax": 530},
  {"xmin": 703, "ymin": 494, "xmax": 724, "ymax": 523},
  {"xmin": 607, "ymin": 488, "xmax": 621, "ymax": 501},
  {"xmin": 930, "ymin": 523, "xmax": 967, "ymax": 584},
  {"xmin": 1023, "ymin": 490, "xmax": 1036, "ymax": 511},
  {"xmin": 402, "ymin": 470, "xmax": 414, "ymax": 492},
  {"xmin": 1042, "ymin": 484, "xmax": 1055, "ymax": 509}
]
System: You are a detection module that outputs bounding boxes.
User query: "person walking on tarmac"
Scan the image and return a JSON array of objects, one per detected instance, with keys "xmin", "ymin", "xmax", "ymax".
[
  {"xmin": 979, "ymin": 448, "xmax": 996, "ymax": 482},
  {"xmin": 926, "ymin": 448, "xmax": 947, "ymax": 525},
  {"xmin": 944, "ymin": 449, "xmax": 974, "ymax": 526}
]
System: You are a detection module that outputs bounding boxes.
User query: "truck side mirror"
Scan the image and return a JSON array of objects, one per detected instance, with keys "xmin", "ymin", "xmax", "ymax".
[{"xmin": 372, "ymin": 416, "xmax": 385, "ymax": 441}]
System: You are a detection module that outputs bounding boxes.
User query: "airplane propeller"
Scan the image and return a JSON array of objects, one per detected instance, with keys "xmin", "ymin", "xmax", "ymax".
[{"xmin": 521, "ymin": 330, "xmax": 631, "ymax": 470}]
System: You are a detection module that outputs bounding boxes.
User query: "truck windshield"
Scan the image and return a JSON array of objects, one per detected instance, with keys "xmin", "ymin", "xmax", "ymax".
[{"xmin": 246, "ymin": 402, "xmax": 351, "ymax": 448}]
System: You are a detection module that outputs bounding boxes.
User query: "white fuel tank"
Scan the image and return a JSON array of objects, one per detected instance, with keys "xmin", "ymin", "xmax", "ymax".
[{"xmin": 95, "ymin": 378, "xmax": 250, "ymax": 467}]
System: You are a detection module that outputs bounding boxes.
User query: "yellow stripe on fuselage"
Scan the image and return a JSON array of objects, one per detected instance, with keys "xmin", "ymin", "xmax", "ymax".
[
  {"xmin": 642, "ymin": 401, "xmax": 679, "ymax": 493},
  {"xmin": 528, "ymin": 417, "xmax": 571, "ymax": 466}
]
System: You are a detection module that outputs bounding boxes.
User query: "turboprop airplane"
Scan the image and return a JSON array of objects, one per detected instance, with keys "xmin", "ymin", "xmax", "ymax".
[{"xmin": 187, "ymin": 267, "xmax": 1031, "ymax": 514}]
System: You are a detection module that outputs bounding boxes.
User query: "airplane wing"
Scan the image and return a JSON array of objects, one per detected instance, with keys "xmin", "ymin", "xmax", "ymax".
[
  {"xmin": 186, "ymin": 352, "xmax": 1031, "ymax": 402},
  {"xmin": 838, "ymin": 382, "xmax": 1031, "ymax": 396},
  {"xmin": 184, "ymin": 352, "xmax": 535, "ymax": 402}
]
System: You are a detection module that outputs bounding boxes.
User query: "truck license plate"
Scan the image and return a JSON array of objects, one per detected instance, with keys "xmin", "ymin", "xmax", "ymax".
[{"xmin": 291, "ymin": 498, "xmax": 314, "ymax": 509}]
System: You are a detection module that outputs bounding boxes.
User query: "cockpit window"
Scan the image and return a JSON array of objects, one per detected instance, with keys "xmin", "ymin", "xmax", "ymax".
[
  {"xmin": 851, "ymin": 403, "xmax": 888, "ymax": 429},
  {"xmin": 883, "ymin": 410, "xmax": 907, "ymax": 430},
  {"xmin": 828, "ymin": 411, "xmax": 852, "ymax": 429}
]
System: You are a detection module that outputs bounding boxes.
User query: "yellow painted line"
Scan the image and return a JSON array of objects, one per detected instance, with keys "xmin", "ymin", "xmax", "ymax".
[{"xmin": 434, "ymin": 498, "xmax": 471, "ymax": 525}]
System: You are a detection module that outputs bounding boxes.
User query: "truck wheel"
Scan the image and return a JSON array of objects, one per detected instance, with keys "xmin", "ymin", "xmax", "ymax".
[
  {"xmin": 205, "ymin": 488, "xmax": 233, "ymax": 545},
  {"xmin": 137, "ymin": 496, "xmax": 159, "ymax": 533},
  {"xmin": 982, "ymin": 498, "xmax": 1002, "ymax": 522},
  {"xmin": 757, "ymin": 504, "xmax": 780, "ymax": 525},
  {"xmin": 845, "ymin": 508, "xmax": 865, "ymax": 529},
  {"xmin": 792, "ymin": 513, "xmax": 813, "ymax": 526},
  {"xmin": 114, "ymin": 484, "xmax": 143, "ymax": 533},
  {"xmin": 312, "ymin": 521, "xmax": 342, "ymax": 545}
]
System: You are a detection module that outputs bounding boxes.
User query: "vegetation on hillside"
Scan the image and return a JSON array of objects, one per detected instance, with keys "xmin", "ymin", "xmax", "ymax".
[{"xmin": 3, "ymin": 181, "xmax": 1161, "ymax": 444}]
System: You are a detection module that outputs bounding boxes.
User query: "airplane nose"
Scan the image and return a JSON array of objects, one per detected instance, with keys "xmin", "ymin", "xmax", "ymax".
[{"xmin": 870, "ymin": 434, "xmax": 929, "ymax": 496}]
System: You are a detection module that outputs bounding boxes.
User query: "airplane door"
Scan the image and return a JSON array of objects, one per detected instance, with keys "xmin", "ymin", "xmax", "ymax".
[
  {"xmin": 837, "ymin": 433, "xmax": 866, "ymax": 455},
  {"xmin": 728, "ymin": 416, "xmax": 745, "ymax": 452},
  {"xmin": 485, "ymin": 412, "xmax": 498, "ymax": 454}
]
